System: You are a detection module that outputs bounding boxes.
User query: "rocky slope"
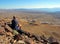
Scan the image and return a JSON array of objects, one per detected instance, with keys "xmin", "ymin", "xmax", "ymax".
[{"xmin": 0, "ymin": 18, "xmax": 60, "ymax": 44}]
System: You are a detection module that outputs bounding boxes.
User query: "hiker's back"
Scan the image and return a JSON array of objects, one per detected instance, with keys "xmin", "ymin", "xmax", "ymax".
[{"xmin": 11, "ymin": 16, "xmax": 18, "ymax": 29}]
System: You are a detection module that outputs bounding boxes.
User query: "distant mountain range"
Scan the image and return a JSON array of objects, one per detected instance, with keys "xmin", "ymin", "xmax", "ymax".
[
  {"xmin": 13, "ymin": 8, "xmax": 60, "ymax": 12},
  {"xmin": 0, "ymin": 8, "xmax": 60, "ymax": 12}
]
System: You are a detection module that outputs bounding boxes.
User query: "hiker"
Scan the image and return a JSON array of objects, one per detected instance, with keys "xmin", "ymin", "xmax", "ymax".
[
  {"xmin": 11, "ymin": 16, "xmax": 18, "ymax": 29},
  {"xmin": 11, "ymin": 16, "xmax": 21, "ymax": 30},
  {"xmin": 11, "ymin": 16, "xmax": 23, "ymax": 34}
]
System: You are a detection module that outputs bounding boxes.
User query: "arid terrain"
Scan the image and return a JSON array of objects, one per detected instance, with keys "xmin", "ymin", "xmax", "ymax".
[{"xmin": 0, "ymin": 10, "xmax": 60, "ymax": 44}]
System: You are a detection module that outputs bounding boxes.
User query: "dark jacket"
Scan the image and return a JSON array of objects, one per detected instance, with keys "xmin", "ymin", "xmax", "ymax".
[{"xmin": 11, "ymin": 19, "xmax": 18, "ymax": 29}]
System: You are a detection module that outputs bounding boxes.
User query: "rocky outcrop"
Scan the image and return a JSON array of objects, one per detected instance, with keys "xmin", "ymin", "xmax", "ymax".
[{"xmin": 0, "ymin": 23, "xmax": 59, "ymax": 44}]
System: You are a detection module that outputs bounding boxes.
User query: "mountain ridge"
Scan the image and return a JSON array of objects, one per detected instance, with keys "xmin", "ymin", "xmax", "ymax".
[{"xmin": 0, "ymin": 8, "xmax": 60, "ymax": 12}]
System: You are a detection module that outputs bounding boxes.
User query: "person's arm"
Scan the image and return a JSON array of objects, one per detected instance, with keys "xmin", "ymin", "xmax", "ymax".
[
  {"xmin": 18, "ymin": 23, "xmax": 22, "ymax": 29},
  {"xmin": 15, "ymin": 19, "xmax": 22, "ymax": 29}
]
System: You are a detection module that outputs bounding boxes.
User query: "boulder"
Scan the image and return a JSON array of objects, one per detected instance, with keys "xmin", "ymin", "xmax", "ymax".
[
  {"xmin": 4, "ymin": 24, "xmax": 13, "ymax": 33},
  {"xmin": 17, "ymin": 40, "xmax": 26, "ymax": 44},
  {"xmin": 0, "ymin": 27, "xmax": 5, "ymax": 35}
]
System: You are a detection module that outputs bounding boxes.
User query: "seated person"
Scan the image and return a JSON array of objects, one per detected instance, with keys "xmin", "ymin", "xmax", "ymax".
[
  {"xmin": 11, "ymin": 16, "xmax": 18, "ymax": 29},
  {"xmin": 11, "ymin": 16, "xmax": 23, "ymax": 34}
]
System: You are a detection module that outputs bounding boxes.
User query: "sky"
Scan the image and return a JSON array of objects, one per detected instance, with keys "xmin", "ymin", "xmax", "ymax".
[{"xmin": 0, "ymin": 0, "xmax": 60, "ymax": 9}]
